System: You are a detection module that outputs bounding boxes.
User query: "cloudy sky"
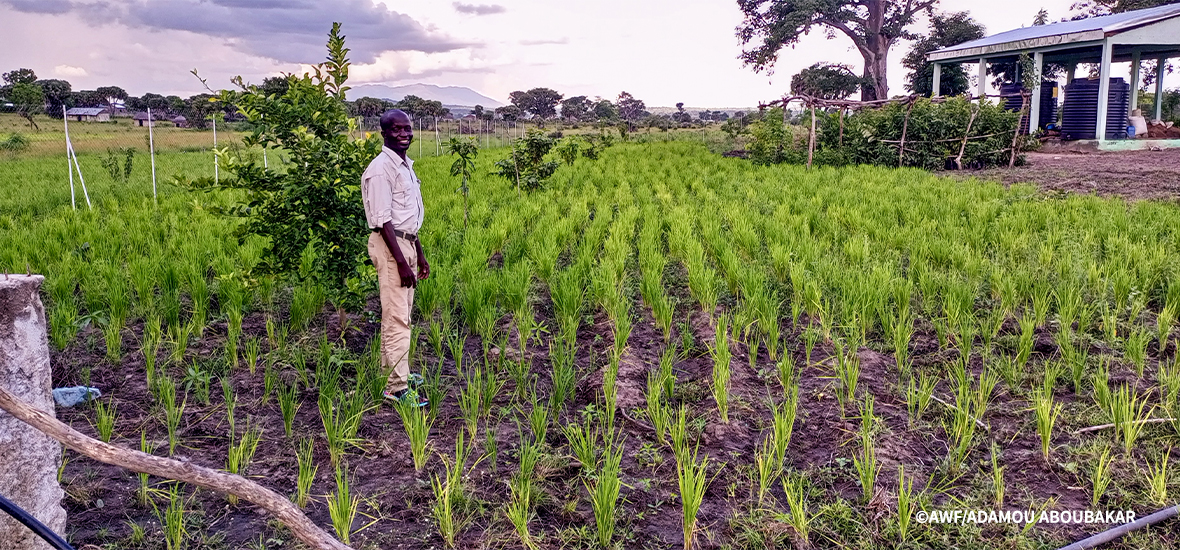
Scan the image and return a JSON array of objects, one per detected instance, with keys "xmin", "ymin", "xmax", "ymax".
[{"xmin": 1, "ymin": 0, "xmax": 1175, "ymax": 107}]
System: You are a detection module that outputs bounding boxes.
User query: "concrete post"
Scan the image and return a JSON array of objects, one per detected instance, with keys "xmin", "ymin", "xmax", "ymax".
[
  {"xmin": 1096, "ymin": 39, "xmax": 1113, "ymax": 141},
  {"xmin": 977, "ymin": 58, "xmax": 987, "ymax": 99},
  {"xmin": 1156, "ymin": 57, "xmax": 1167, "ymax": 121},
  {"xmin": 932, "ymin": 63, "xmax": 942, "ymax": 97},
  {"xmin": 1030, "ymin": 52, "xmax": 1044, "ymax": 133},
  {"xmin": 1129, "ymin": 50, "xmax": 1141, "ymax": 118},
  {"xmin": 0, "ymin": 275, "xmax": 65, "ymax": 550}
]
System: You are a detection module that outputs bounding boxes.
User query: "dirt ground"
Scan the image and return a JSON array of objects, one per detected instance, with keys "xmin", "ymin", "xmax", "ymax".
[{"xmin": 953, "ymin": 146, "xmax": 1180, "ymax": 201}]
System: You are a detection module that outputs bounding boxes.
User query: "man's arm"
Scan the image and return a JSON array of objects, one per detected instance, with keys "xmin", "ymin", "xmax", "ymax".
[{"xmin": 380, "ymin": 221, "xmax": 417, "ymax": 288}]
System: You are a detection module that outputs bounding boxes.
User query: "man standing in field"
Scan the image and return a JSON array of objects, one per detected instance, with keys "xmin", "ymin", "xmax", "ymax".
[{"xmin": 362, "ymin": 109, "xmax": 429, "ymax": 407}]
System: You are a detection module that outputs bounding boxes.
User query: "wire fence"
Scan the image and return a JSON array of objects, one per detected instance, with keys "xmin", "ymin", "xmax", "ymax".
[{"xmin": 0, "ymin": 110, "xmax": 562, "ymax": 217}]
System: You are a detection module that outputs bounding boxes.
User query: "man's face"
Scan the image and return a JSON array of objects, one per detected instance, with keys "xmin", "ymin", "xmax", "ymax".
[{"xmin": 383, "ymin": 113, "xmax": 413, "ymax": 152}]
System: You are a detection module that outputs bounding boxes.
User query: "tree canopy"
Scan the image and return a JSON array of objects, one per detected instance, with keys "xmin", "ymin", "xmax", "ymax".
[
  {"xmin": 902, "ymin": 11, "xmax": 986, "ymax": 97},
  {"xmin": 2, "ymin": 68, "xmax": 37, "ymax": 86},
  {"xmin": 616, "ymin": 91, "xmax": 646, "ymax": 121},
  {"xmin": 509, "ymin": 87, "xmax": 563, "ymax": 119},
  {"xmin": 560, "ymin": 95, "xmax": 590, "ymax": 121},
  {"xmin": 737, "ymin": 0, "xmax": 940, "ymax": 100},
  {"xmin": 790, "ymin": 62, "xmax": 863, "ymax": 100}
]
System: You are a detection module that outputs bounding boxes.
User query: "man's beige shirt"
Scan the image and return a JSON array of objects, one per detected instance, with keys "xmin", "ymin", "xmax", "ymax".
[{"xmin": 361, "ymin": 147, "xmax": 424, "ymax": 233}]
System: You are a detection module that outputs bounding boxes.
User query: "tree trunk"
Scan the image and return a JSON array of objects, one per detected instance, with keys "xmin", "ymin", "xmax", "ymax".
[{"xmin": 859, "ymin": 0, "xmax": 891, "ymax": 101}]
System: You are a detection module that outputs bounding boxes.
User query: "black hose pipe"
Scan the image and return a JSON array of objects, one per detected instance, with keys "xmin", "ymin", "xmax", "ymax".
[
  {"xmin": 0, "ymin": 492, "xmax": 75, "ymax": 550},
  {"xmin": 1057, "ymin": 505, "xmax": 1180, "ymax": 550}
]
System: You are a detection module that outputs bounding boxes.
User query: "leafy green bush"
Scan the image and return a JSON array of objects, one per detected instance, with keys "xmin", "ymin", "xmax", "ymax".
[
  {"xmin": 747, "ymin": 97, "xmax": 1029, "ymax": 170},
  {"xmin": 182, "ymin": 23, "xmax": 381, "ymax": 321},
  {"xmin": 494, "ymin": 130, "xmax": 559, "ymax": 192},
  {"xmin": 0, "ymin": 133, "xmax": 30, "ymax": 153}
]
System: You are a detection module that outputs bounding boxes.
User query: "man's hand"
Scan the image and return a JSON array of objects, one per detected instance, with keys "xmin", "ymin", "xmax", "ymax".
[
  {"xmin": 416, "ymin": 241, "xmax": 430, "ymax": 280},
  {"xmin": 397, "ymin": 261, "xmax": 417, "ymax": 288}
]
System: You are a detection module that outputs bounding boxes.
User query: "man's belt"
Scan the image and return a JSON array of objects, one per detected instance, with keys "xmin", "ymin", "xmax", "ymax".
[{"xmin": 372, "ymin": 227, "xmax": 418, "ymax": 242}]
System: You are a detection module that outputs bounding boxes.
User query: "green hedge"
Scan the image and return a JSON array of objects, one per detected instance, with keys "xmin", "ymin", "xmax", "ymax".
[{"xmin": 749, "ymin": 96, "xmax": 1034, "ymax": 170}]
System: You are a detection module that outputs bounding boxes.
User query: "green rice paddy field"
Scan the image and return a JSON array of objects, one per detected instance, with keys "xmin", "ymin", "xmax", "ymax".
[{"xmin": 3, "ymin": 139, "xmax": 1180, "ymax": 549}]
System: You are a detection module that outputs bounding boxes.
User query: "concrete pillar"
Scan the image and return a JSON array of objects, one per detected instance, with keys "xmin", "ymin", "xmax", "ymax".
[
  {"xmin": 1096, "ymin": 39, "xmax": 1113, "ymax": 141},
  {"xmin": 932, "ymin": 63, "xmax": 942, "ymax": 97},
  {"xmin": 1156, "ymin": 57, "xmax": 1167, "ymax": 121},
  {"xmin": 977, "ymin": 58, "xmax": 987, "ymax": 99},
  {"xmin": 1030, "ymin": 52, "xmax": 1044, "ymax": 133},
  {"xmin": 0, "ymin": 275, "xmax": 65, "ymax": 550},
  {"xmin": 1130, "ymin": 50, "xmax": 1141, "ymax": 118}
]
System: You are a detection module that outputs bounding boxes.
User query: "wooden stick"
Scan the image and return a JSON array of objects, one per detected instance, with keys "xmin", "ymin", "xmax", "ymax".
[
  {"xmin": 807, "ymin": 98, "xmax": 817, "ymax": 170},
  {"xmin": 0, "ymin": 386, "xmax": 352, "ymax": 550},
  {"xmin": 1009, "ymin": 91, "xmax": 1030, "ymax": 169},
  {"xmin": 955, "ymin": 104, "xmax": 980, "ymax": 170},
  {"xmin": 838, "ymin": 107, "xmax": 845, "ymax": 147},
  {"xmin": 1074, "ymin": 417, "xmax": 1177, "ymax": 434},
  {"xmin": 898, "ymin": 99, "xmax": 915, "ymax": 168}
]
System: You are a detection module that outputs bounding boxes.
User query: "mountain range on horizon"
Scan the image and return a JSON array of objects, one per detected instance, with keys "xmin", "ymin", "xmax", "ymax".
[{"xmin": 349, "ymin": 83, "xmax": 504, "ymax": 108}]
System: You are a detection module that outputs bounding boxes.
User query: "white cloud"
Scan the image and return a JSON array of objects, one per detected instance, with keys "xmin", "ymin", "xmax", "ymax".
[{"xmin": 54, "ymin": 64, "xmax": 87, "ymax": 77}]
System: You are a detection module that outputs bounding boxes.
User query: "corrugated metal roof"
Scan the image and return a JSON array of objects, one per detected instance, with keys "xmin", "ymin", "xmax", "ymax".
[
  {"xmin": 65, "ymin": 107, "xmax": 108, "ymax": 116},
  {"xmin": 932, "ymin": 4, "xmax": 1180, "ymax": 57}
]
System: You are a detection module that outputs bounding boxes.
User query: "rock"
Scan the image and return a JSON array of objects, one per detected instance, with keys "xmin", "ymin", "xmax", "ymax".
[{"xmin": 0, "ymin": 275, "xmax": 66, "ymax": 550}]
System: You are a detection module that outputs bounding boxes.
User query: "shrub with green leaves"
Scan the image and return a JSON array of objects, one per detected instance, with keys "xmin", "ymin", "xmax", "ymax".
[{"xmin": 183, "ymin": 22, "xmax": 381, "ymax": 320}]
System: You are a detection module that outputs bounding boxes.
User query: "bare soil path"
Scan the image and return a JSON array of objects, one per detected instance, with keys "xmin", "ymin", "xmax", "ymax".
[{"xmin": 953, "ymin": 148, "xmax": 1180, "ymax": 201}]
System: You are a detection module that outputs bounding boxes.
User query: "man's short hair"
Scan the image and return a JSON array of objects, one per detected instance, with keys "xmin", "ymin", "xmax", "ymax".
[{"xmin": 380, "ymin": 109, "xmax": 410, "ymax": 132}]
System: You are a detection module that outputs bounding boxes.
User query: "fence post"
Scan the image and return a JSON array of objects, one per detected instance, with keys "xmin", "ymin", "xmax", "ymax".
[
  {"xmin": 955, "ymin": 104, "xmax": 980, "ymax": 170},
  {"xmin": 807, "ymin": 98, "xmax": 817, "ymax": 170},
  {"xmin": 898, "ymin": 98, "xmax": 915, "ymax": 168},
  {"xmin": 148, "ymin": 108, "xmax": 158, "ymax": 203},
  {"xmin": 63, "ymin": 107, "xmax": 75, "ymax": 211},
  {"xmin": 0, "ymin": 274, "xmax": 66, "ymax": 550}
]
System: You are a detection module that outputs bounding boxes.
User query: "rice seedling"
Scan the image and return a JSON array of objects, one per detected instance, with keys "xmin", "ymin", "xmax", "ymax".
[
  {"xmin": 834, "ymin": 342, "xmax": 860, "ymax": 407},
  {"xmin": 484, "ymin": 414, "xmax": 500, "ymax": 470},
  {"xmin": 1110, "ymin": 385, "xmax": 1152, "ymax": 453},
  {"xmin": 603, "ymin": 354, "xmax": 620, "ymax": 437},
  {"xmin": 294, "ymin": 437, "xmax": 316, "ymax": 508},
  {"xmin": 1091, "ymin": 447, "xmax": 1113, "ymax": 507},
  {"xmin": 1159, "ymin": 356, "xmax": 1180, "ymax": 407},
  {"xmin": 710, "ymin": 314, "xmax": 731, "ymax": 422},
  {"xmin": 904, "ymin": 370, "xmax": 936, "ymax": 424},
  {"xmin": 136, "ymin": 433, "xmax": 156, "ymax": 507},
  {"xmin": 278, "ymin": 381, "xmax": 300, "ymax": 438},
  {"xmin": 1158, "ymin": 303, "xmax": 1176, "ymax": 352},
  {"xmin": 431, "ymin": 469, "xmax": 462, "ymax": 548},
  {"xmin": 101, "ymin": 313, "xmax": 124, "ymax": 362},
  {"xmin": 676, "ymin": 436, "xmax": 711, "ymax": 550},
  {"xmin": 587, "ymin": 437, "xmax": 624, "ymax": 549},
  {"xmin": 93, "ymin": 398, "xmax": 116, "ymax": 443},
  {"xmin": 154, "ymin": 483, "xmax": 186, "ymax": 550},
  {"xmin": 853, "ymin": 394, "xmax": 879, "ymax": 502},
  {"xmin": 990, "ymin": 443, "xmax": 1005, "ymax": 509},
  {"xmin": 1033, "ymin": 387, "xmax": 1061, "ymax": 462},
  {"xmin": 945, "ymin": 381, "xmax": 977, "ymax": 472},
  {"xmin": 168, "ymin": 321, "xmax": 191, "ymax": 365},
  {"xmin": 262, "ymin": 360, "xmax": 278, "ymax": 403},
  {"xmin": 459, "ymin": 368, "xmax": 483, "ymax": 439},
  {"xmin": 896, "ymin": 465, "xmax": 915, "ymax": 543},
  {"xmin": 326, "ymin": 464, "xmax": 360, "ymax": 545},
  {"xmin": 549, "ymin": 343, "xmax": 576, "ymax": 412},
  {"xmin": 157, "ymin": 376, "xmax": 185, "ymax": 455},
  {"xmin": 564, "ymin": 417, "xmax": 598, "ymax": 470},
  {"xmin": 221, "ymin": 377, "xmax": 236, "ymax": 437},
  {"xmin": 803, "ymin": 325, "xmax": 820, "ymax": 367},
  {"xmin": 319, "ymin": 393, "xmax": 360, "ymax": 467},
  {"xmin": 526, "ymin": 392, "xmax": 550, "ymax": 444},
  {"xmin": 508, "ymin": 461, "xmax": 539, "ymax": 550},
  {"xmin": 645, "ymin": 370, "xmax": 672, "ymax": 445},
  {"xmin": 771, "ymin": 387, "xmax": 798, "ymax": 467},
  {"xmin": 1016, "ymin": 313, "xmax": 1035, "ymax": 368},
  {"xmin": 753, "ymin": 433, "xmax": 780, "ymax": 505},
  {"xmin": 243, "ymin": 337, "xmax": 261, "ymax": 375},
  {"xmin": 396, "ymin": 397, "xmax": 432, "ymax": 471},
  {"xmin": 781, "ymin": 472, "xmax": 811, "ymax": 548},
  {"xmin": 224, "ymin": 423, "xmax": 262, "ymax": 505},
  {"xmin": 1125, "ymin": 328, "xmax": 1150, "ymax": 376},
  {"xmin": 1146, "ymin": 448, "xmax": 1171, "ymax": 506}
]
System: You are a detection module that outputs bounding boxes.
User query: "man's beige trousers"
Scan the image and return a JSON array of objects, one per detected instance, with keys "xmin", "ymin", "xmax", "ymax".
[{"xmin": 368, "ymin": 232, "xmax": 416, "ymax": 393}]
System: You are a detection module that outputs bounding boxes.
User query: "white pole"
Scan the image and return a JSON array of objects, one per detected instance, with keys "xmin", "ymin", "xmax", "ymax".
[
  {"xmin": 1156, "ymin": 57, "xmax": 1166, "ymax": 121},
  {"xmin": 977, "ymin": 58, "xmax": 987, "ymax": 100},
  {"xmin": 1096, "ymin": 38, "xmax": 1113, "ymax": 141},
  {"xmin": 63, "ymin": 106, "xmax": 75, "ymax": 211},
  {"xmin": 263, "ymin": 148, "xmax": 268, "ymax": 168},
  {"xmin": 1030, "ymin": 52, "xmax": 1044, "ymax": 133},
  {"xmin": 148, "ymin": 108, "xmax": 158, "ymax": 203},
  {"xmin": 212, "ymin": 114, "xmax": 219, "ymax": 183},
  {"xmin": 932, "ymin": 63, "xmax": 942, "ymax": 98},
  {"xmin": 418, "ymin": 116, "xmax": 422, "ymax": 158},
  {"xmin": 1129, "ymin": 50, "xmax": 1141, "ymax": 118},
  {"xmin": 434, "ymin": 116, "xmax": 440, "ymax": 156},
  {"xmin": 68, "ymin": 138, "xmax": 91, "ymax": 210}
]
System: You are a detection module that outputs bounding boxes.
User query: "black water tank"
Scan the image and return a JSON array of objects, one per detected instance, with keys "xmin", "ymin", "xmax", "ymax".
[
  {"xmin": 1061, "ymin": 77, "xmax": 1129, "ymax": 140},
  {"xmin": 999, "ymin": 81, "xmax": 1059, "ymax": 134}
]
